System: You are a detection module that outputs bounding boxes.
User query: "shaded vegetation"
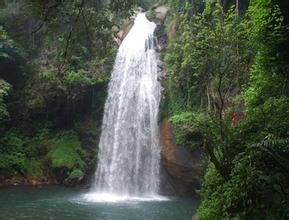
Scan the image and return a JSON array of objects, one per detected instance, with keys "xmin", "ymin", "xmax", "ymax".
[
  {"xmin": 0, "ymin": 0, "xmax": 133, "ymax": 183},
  {"xmin": 164, "ymin": 0, "xmax": 289, "ymax": 218}
]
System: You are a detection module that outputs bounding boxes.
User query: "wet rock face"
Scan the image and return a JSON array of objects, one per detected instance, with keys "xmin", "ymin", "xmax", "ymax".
[
  {"xmin": 150, "ymin": 4, "xmax": 169, "ymax": 53},
  {"xmin": 152, "ymin": 5, "xmax": 168, "ymax": 83},
  {"xmin": 154, "ymin": 24, "xmax": 167, "ymax": 53},
  {"xmin": 112, "ymin": 22, "xmax": 132, "ymax": 45},
  {"xmin": 112, "ymin": 7, "xmax": 144, "ymax": 45},
  {"xmin": 160, "ymin": 119, "xmax": 205, "ymax": 196},
  {"xmin": 150, "ymin": 5, "xmax": 205, "ymax": 196}
]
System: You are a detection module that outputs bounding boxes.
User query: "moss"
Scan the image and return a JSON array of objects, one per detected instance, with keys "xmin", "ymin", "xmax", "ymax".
[
  {"xmin": 63, "ymin": 168, "xmax": 85, "ymax": 186},
  {"xmin": 0, "ymin": 128, "xmax": 93, "ymax": 184},
  {"xmin": 49, "ymin": 131, "xmax": 86, "ymax": 171},
  {"xmin": 69, "ymin": 169, "xmax": 84, "ymax": 178}
]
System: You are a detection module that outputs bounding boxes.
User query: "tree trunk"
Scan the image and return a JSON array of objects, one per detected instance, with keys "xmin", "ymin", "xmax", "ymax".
[
  {"xmin": 236, "ymin": 0, "xmax": 239, "ymax": 15},
  {"xmin": 221, "ymin": 0, "xmax": 227, "ymax": 10},
  {"xmin": 204, "ymin": 141, "xmax": 229, "ymax": 179},
  {"xmin": 206, "ymin": 85, "xmax": 211, "ymax": 112}
]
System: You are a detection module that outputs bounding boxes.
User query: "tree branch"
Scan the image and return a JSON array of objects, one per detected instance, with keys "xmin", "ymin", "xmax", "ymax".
[{"xmin": 32, "ymin": 0, "xmax": 64, "ymax": 34}]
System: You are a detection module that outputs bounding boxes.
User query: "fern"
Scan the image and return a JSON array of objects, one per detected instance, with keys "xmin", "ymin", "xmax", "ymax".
[{"xmin": 252, "ymin": 136, "xmax": 289, "ymax": 170}]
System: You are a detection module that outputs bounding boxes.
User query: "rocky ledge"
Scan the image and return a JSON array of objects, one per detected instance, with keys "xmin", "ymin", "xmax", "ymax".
[{"xmin": 0, "ymin": 176, "xmax": 58, "ymax": 187}]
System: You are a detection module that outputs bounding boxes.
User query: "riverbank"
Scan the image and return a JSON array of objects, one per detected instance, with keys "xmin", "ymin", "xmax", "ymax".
[{"xmin": 0, "ymin": 176, "xmax": 58, "ymax": 187}]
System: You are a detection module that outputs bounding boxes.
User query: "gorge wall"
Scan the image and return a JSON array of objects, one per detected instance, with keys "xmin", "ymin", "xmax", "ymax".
[{"xmin": 151, "ymin": 4, "xmax": 205, "ymax": 197}]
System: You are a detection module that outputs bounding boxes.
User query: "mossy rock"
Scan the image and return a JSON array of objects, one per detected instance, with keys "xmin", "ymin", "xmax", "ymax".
[
  {"xmin": 63, "ymin": 169, "xmax": 84, "ymax": 186},
  {"xmin": 50, "ymin": 131, "xmax": 85, "ymax": 170},
  {"xmin": 48, "ymin": 131, "xmax": 86, "ymax": 182}
]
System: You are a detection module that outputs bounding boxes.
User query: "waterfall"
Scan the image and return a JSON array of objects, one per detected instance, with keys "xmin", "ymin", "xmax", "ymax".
[{"xmin": 86, "ymin": 13, "xmax": 162, "ymax": 201}]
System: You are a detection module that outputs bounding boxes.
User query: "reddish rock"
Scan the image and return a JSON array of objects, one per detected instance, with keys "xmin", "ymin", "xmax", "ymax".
[
  {"xmin": 0, "ymin": 176, "xmax": 58, "ymax": 187},
  {"xmin": 160, "ymin": 118, "xmax": 204, "ymax": 196}
]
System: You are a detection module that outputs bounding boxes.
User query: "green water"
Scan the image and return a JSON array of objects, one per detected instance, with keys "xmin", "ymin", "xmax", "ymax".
[{"xmin": 0, "ymin": 186, "xmax": 199, "ymax": 220}]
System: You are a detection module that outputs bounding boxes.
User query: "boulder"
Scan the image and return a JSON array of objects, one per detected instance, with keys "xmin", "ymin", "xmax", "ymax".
[
  {"xmin": 63, "ymin": 169, "xmax": 84, "ymax": 186},
  {"xmin": 111, "ymin": 25, "xmax": 120, "ymax": 33},
  {"xmin": 113, "ymin": 21, "xmax": 133, "ymax": 45},
  {"xmin": 152, "ymin": 4, "xmax": 169, "ymax": 24}
]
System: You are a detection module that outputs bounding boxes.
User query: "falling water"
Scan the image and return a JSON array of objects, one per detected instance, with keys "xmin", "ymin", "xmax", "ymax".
[{"xmin": 87, "ymin": 13, "xmax": 162, "ymax": 201}]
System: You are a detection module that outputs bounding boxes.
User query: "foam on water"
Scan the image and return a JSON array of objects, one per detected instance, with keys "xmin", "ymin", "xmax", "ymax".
[{"xmin": 81, "ymin": 193, "xmax": 169, "ymax": 203}]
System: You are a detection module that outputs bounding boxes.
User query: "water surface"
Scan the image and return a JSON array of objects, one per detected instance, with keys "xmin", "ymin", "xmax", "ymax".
[{"xmin": 0, "ymin": 186, "xmax": 199, "ymax": 220}]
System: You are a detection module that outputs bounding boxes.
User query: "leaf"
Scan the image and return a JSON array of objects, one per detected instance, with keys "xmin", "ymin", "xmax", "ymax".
[
  {"xmin": 0, "ymin": 52, "xmax": 10, "ymax": 58},
  {"xmin": 273, "ymin": 184, "xmax": 281, "ymax": 192}
]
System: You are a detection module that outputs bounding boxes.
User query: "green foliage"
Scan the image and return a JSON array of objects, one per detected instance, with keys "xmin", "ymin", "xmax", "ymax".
[
  {"xmin": 0, "ymin": 79, "xmax": 11, "ymax": 121},
  {"xmin": 0, "ymin": 26, "xmax": 24, "ymax": 59},
  {"xmin": 0, "ymin": 129, "xmax": 51, "ymax": 177},
  {"xmin": 165, "ymin": 0, "xmax": 201, "ymax": 13},
  {"xmin": 197, "ymin": 158, "xmax": 258, "ymax": 219},
  {"xmin": 22, "ymin": 2, "xmax": 116, "ymax": 124},
  {"xmin": 0, "ymin": 0, "xmax": 130, "ymax": 185},
  {"xmin": 198, "ymin": 141, "xmax": 289, "ymax": 219},
  {"xmin": 164, "ymin": 0, "xmax": 289, "ymax": 218},
  {"xmin": 0, "ymin": 0, "xmax": 117, "ymax": 127},
  {"xmin": 69, "ymin": 169, "xmax": 84, "ymax": 178},
  {"xmin": 245, "ymin": 1, "xmax": 289, "ymax": 108},
  {"xmin": 0, "ymin": 124, "xmax": 99, "ymax": 183},
  {"xmin": 0, "ymin": 4, "xmax": 112, "ymax": 185},
  {"xmin": 170, "ymin": 112, "xmax": 202, "ymax": 149},
  {"xmin": 146, "ymin": 9, "xmax": 157, "ymax": 21},
  {"xmin": 164, "ymin": 2, "xmax": 251, "ymax": 116},
  {"xmin": 0, "ymin": 132, "xmax": 26, "ymax": 175},
  {"xmin": 0, "ymin": 153, "xmax": 26, "ymax": 175},
  {"xmin": 0, "ymin": 26, "xmax": 26, "ymax": 89},
  {"xmin": 242, "ymin": 97, "xmax": 289, "ymax": 139},
  {"xmin": 49, "ymin": 131, "xmax": 85, "ymax": 171},
  {"xmin": 23, "ymin": 160, "xmax": 43, "ymax": 177},
  {"xmin": 196, "ymin": 1, "xmax": 289, "ymax": 217}
]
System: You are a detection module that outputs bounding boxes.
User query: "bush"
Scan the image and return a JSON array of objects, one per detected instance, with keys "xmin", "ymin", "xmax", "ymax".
[
  {"xmin": 0, "ymin": 79, "xmax": 12, "ymax": 122},
  {"xmin": 0, "ymin": 132, "xmax": 26, "ymax": 175},
  {"xmin": 170, "ymin": 112, "xmax": 202, "ymax": 149},
  {"xmin": 49, "ymin": 131, "xmax": 86, "ymax": 171},
  {"xmin": 23, "ymin": 159, "xmax": 43, "ymax": 177}
]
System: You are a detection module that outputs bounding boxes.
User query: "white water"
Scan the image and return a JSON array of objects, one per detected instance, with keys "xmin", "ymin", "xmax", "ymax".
[{"xmin": 84, "ymin": 13, "xmax": 163, "ymax": 202}]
